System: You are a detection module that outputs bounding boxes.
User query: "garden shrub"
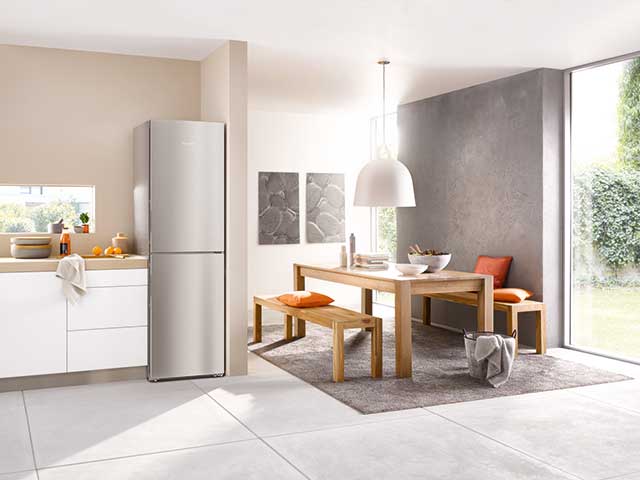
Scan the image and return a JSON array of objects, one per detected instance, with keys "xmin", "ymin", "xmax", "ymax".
[{"xmin": 573, "ymin": 166, "xmax": 640, "ymax": 279}]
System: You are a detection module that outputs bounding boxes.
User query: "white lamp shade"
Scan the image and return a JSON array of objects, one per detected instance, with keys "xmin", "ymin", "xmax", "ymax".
[{"xmin": 354, "ymin": 158, "xmax": 416, "ymax": 207}]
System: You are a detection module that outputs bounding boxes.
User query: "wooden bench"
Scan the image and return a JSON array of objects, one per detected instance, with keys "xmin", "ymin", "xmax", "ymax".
[
  {"xmin": 422, "ymin": 292, "xmax": 546, "ymax": 355},
  {"xmin": 253, "ymin": 295, "xmax": 383, "ymax": 382}
]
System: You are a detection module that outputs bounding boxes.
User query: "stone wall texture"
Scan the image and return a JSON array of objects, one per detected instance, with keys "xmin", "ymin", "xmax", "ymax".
[{"xmin": 397, "ymin": 69, "xmax": 564, "ymax": 348}]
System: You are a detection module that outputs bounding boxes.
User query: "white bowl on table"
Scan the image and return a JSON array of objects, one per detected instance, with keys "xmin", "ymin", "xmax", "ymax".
[
  {"xmin": 393, "ymin": 263, "xmax": 428, "ymax": 276},
  {"xmin": 408, "ymin": 253, "xmax": 452, "ymax": 272}
]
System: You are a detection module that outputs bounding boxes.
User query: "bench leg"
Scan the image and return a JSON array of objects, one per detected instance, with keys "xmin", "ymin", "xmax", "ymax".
[
  {"xmin": 422, "ymin": 296, "xmax": 431, "ymax": 326},
  {"xmin": 293, "ymin": 264, "xmax": 306, "ymax": 338},
  {"xmin": 536, "ymin": 306, "xmax": 547, "ymax": 355},
  {"xmin": 333, "ymin": 324, "xmax": 345, "ymax": 382},
  {"xmin": 253, "ymin": 303, "xmax": 262, "ymax": 343},
  {"xmin": 295, "ymin": 318, "xmax": 306, "ymax": 338},
  {"xmin": 506, "ymin": 308, "xmax": 519, "ymax": 356},
  {"xmin": 371, "ymin": 318, "xmax": 383, "ymax": 378},
  {"xmin": 284, "ymin": 314, "xmax": 293, "ymax": 340}
]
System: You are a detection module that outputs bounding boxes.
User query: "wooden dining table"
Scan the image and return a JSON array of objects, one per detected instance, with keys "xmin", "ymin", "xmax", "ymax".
[{"xmin": 293, "ymin": 263, "xmax": 494, "ymax": 378}]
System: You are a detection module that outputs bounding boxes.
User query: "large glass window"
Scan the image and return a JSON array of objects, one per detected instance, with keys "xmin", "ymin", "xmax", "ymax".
[
  {"xmin": 569, "ymin": 56, "xmax": 640, "ymax": 360},
  {"xmin": 0, "ymin": 185, "xmax": 95, "ymax": 233},
  {"xmin": 370, "ymin": 113, "xmax": 398, "ymax": 305}
]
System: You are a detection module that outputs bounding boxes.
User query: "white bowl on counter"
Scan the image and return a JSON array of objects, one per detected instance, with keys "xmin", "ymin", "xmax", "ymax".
[
  {"xmin": 10, "ymin": 244, "xmax": 52, "ymax": 259},
  {"xmin": 408, "ymin": 253, "xmax": 452, "ymax": 272},
  {"xmin": 393, "ymin": 263, "xmax": 428, "ymax": 276}
]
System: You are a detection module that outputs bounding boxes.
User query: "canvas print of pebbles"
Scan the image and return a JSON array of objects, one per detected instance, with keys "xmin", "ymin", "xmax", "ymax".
[
  {"xmin": 306, "ymin": 173, "xmax": 345, "ymax": 243},
  {"xmin": 258, "ymin": 172, "xmax": 300, "ymax": 244}
]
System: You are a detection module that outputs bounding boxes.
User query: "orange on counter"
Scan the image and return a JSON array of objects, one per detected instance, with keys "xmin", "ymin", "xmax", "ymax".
[
  {"xmin": 105, "ymin": 246, "xmax": 115, "ymax": 255},
  {"xmin": 113, "ymin": 247, "xmax": 122, "ymax": 255},
  {"xmin": 92, "ymin": 246, "xmax": 103, "ymax": 256}
]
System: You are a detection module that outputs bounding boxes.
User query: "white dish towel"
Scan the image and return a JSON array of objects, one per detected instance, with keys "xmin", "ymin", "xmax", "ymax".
[
  {"xmin": 56, "ymin": 254, "xmax": 87, "ymax": 304},
  {"xmin": 474, "ymin": 334, "xmax": 516, "ymax": 388}
]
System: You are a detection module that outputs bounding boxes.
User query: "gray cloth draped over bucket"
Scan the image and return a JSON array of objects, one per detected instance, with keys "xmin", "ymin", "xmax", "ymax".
[{"xmin": 464, "ymin": 332, "xmax": 516, "ymax": 388}]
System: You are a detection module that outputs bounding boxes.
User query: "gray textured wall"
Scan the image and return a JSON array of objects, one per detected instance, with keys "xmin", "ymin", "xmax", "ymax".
[{"xmin": 397, "ymin": 68, "xmax": 563, "ymax": 347}]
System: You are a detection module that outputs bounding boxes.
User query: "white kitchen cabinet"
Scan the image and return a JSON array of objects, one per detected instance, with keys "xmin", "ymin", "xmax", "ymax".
[
  {"xmin": 0, "ymin": 267, "xmax": 148, "ymax": 380},
  {"xmin": 68, "ymin": 285, "xmax": 147, "ymax": 330},
  {"xmin": 67, "ymin": 327, "xmax": 147, "ymax": 372},
  {"xmin": 85, "ymin": 268, "xmax": 147, "ymax": 287},
  {"xmin": 0, "ymin": 272, "xmax": 67, "ymax": 378}
]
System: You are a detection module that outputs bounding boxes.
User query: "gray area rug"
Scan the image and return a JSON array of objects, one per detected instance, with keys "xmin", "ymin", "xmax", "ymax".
[{"xmin": 249, "ymin": 321, "xmax": 630, "ymax": 414}]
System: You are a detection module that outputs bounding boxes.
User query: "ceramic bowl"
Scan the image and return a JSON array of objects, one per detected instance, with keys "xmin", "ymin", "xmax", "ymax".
[
  {"xmin": 408, "ymin": 253, "xmax": 452, "ymax": 272},
  {"xmin": 10, "ymin": 244, "xmax": 52, "ymax": 259},
  {"xmin": 73, "ymin": 226, "xmax": 84, "ymax": 233},
  {"xmin": 10, "ymin": 236, "xmax": 51, "ymax": 246},
  {"xmin": 394, "ymin": 263, "xmax": 428, "ymax": 275}
]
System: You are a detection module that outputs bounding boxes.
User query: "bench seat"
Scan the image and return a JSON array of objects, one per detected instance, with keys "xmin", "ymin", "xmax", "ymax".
[
  {"xmin": 253, "ymin": 295, "xmax": 383, "ymax": 382},
  {"xmin": 422, "ymin": 292, "xmax": 546, "ymax": 355}
]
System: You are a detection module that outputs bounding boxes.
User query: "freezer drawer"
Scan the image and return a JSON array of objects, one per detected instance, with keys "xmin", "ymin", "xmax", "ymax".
[
  {"xmin": 149, "ymin": 253, "xmax": 224, "ymax": 380},
  {"xmin": 150, "ymin": 120, "xmax": 225, "ymax": 253}
]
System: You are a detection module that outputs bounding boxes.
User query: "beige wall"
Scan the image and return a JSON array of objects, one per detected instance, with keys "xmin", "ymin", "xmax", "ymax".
[
  {"xmin": 0, "ymin": 45, "xmax": 201, "ymax": 256},
  {"xmin": 247, "ymin": 110, "xmax": 371, "ymax": 324},
  {"xmin": 201, "ymin": 41, "xmax": 249, "ymax": 376}
]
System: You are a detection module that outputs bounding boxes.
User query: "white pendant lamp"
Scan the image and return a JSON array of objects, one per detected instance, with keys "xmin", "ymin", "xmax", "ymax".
[{"xmin": 354, "ymin": 60, "xmax": 416, "ymax": 207}]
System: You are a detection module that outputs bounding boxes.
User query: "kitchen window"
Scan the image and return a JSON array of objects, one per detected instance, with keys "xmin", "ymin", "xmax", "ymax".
[{"xmin": 0, "ymin": 185, "xmax": 95, "ymax": 233}]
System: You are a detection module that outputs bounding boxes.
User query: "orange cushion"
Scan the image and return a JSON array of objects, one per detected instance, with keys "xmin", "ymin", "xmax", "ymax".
[
  {"xmin": 474, "ymin": 255, "xmax": 513, "ymax": 289},
  {"xmin": 277, "ymin": 291, "xmax": 334, "ymax": 308},
  {"xmin": 494, "ymin": 288, "xmax": 533, "ymax": 303}
]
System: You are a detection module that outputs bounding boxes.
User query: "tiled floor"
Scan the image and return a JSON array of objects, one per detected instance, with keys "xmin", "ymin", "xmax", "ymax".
[{"xmin": 2, "ymin": 349, "xmax": 640, "ymax": 479}]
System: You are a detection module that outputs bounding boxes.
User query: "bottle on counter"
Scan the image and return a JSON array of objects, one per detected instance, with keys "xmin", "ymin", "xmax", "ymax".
[
  {"xmin": 340, "ymin": 245, "xmax": 348, "ymax": 267},
  {"xmin": 59, "ymin": 230, "xmax": 71, "ymax": 257},
  {"xmin": 349, "ymin": 233, "xmax": 356, "ymax": 267}
]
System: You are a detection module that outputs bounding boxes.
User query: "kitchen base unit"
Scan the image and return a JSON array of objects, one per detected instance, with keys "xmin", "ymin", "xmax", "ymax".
[{"xmin": 0, "ymin": 265, "xmax": 149, "ymax": 392}]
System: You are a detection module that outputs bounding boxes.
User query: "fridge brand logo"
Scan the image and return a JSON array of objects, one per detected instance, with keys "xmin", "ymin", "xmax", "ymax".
[{"xmin": 181, "ymin": 140, "xmax": 196, "ymax": 146}]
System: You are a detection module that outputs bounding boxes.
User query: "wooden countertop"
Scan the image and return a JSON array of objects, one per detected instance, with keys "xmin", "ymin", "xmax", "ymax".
[{"xmin": 0, "ymin": 255, "xmax": 148, "ymax": 273}]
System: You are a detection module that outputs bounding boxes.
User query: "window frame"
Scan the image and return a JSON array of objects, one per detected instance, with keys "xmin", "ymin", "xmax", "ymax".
[{"xmin": 563, "ymin": 49, "xmax": 640, "ymax": 364}]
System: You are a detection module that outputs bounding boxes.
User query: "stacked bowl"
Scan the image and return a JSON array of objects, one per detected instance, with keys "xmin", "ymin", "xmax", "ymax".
[{"xmin": 10, "ymin": 237, "xmax": 52, "ymax": 259}]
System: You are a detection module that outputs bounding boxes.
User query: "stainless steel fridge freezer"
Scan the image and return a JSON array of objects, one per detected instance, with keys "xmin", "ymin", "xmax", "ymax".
[{"xmin": 134, "ymin": 120, "xmax": 226, "ymax": 381}]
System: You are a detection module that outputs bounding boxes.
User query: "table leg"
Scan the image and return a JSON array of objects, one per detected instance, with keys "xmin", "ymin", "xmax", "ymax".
[
  {"xmin": 395, "ymin": 282, "xmax": 412, "ymax": 378},
  {"xmin": 361, "ymin": 288, "xmax": 373, "ymax": 332},
  {"xmin": 293, "ymin": 265, "xmax": 306, "ymax": 337},
  {"xmin": 333, "ymin": 324, "xmax": 345, "ymax": 382},
  {"xmin": 253, "ymin": 302, "xmax": 262, "ymax": 343},
  {"xmin": 422, "ymin": 296, "xmax": 431, "ymax": 326},
  {"xmin": 361, "ymin": 288, "xmax": 373, "ymax": 315},
  {"xmin": 477, "ymin": 276, "xmax": 494, "ymax": 332}
]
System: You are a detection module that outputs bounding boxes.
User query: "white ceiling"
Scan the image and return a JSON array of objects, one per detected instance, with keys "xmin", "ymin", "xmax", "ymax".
[{"xmin": 2, "ymin": 0, "xmax": 640, "ymax": 114}]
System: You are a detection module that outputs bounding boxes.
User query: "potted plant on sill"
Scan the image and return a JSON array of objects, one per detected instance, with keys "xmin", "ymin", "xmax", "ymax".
[{"xmin": 79, "ymin": 212, "xmax": 90, "ymax": 233}]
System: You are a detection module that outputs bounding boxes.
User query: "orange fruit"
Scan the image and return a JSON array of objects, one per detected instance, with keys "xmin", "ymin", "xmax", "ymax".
[
  {"xmin": 113, "ymin": 247, "xmax": 122, "ymax": 255},
  {"xmin": 105, "ymin": 246, "xmax": 115, "ymax": 255},
  {"xmin": 92, "ymin": 246, "xmax": 103, "ymax": 256}
]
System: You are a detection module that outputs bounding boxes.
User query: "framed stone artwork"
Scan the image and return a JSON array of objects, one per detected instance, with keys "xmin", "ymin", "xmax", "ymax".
[
  {"xmin": 258, "ymin": 172, "xmax": 300, "ymax": 244},
  {"xmin": 306, "ymin": 173, "xmax": 345, "ymax": 243}
]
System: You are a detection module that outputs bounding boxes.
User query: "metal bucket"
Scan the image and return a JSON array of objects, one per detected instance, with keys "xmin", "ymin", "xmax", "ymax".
[{"xmin": 463, "ymin": 330, "xmax": 517, "ymax": 379}]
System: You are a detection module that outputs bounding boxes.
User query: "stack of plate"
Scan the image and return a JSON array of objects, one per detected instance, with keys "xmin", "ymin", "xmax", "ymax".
[{"xmin": 10, "ymin": 237, "xmax": 52, "ymax": 259}]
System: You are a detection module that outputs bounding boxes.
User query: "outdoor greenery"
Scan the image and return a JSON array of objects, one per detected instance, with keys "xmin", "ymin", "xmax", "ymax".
[
  {"xmin": 573, "ymin": 288, "xmax": 640, "ymax": 359},
  {"xmin": 377, "ymin": 207, "xmax": 397, "ymax": 261},
  {"xmin": 618, "ymin": 58, "xmax": 640, "ymax": 169},
  {"xmin": 573, "ymin": 57, "xmax": 640, "ymax": 286},
  {"xmin": 573, "ymin": 167, "xmax": 640, "ymax": 274},
  {"xmin": 0, "ymin": 200, "xmax": 81, "ymax": 233}
]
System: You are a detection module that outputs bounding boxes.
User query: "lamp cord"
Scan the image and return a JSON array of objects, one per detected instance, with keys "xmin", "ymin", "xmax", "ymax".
[{"xmin": 382, "ymin": 61, "xmax": 386, "ymax": 146}]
